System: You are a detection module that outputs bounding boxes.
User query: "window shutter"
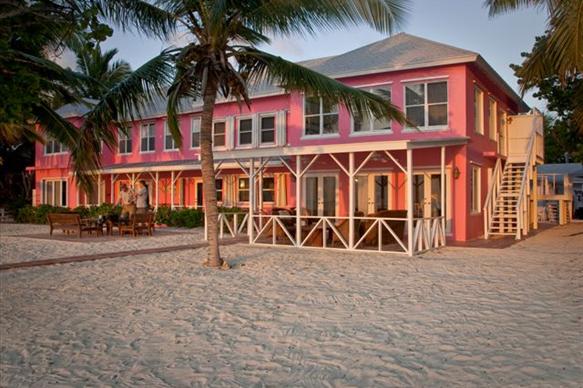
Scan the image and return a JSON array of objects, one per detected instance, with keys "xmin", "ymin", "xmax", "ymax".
[
  {"xmin": 276, "ymin": 110, "xmax": 287, "ymax": 146},
  {"xmin": 226, "ymin": 116, "xmax": 235, "ymax": 150}
]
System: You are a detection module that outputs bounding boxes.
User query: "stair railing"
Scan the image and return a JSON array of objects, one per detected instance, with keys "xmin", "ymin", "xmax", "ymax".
[
  {"xmin": 483, "ymin": 157, "xmax": 502, "ymax": 239},
  {"xmin": 515, "ymin": 131, "xmax": 536, "ymax": 239}
]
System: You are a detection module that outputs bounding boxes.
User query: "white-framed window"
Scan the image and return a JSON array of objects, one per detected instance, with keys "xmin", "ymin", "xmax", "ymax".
[
  {"xmin": 42, "ymin": 179, "xmax": 67, "ymax": 207},
  {"xmin": 118, "ymin": 127, "xmax": 132, "ymax": 154},
  {"xmin": 140, "ymin": 123, "xmax": 155, "ymax": 152},
  {"xmin": 260, "ymin": 114, "xmax": 276, "ymax": 145},
  {"xmin": 262, "ymin": 177, "xmax": 275, "ymax": 202},
  {"xmin": 304, "ymin": 95, "xmax": 339, "ymax": 136},
  {"xmin": 213, "ymin": 121, "xmax": 226, "ymax": 147},
  {"xmin": 44, "ymin": 139, "xmax": 67, "ymax": 155},
  {"xmin": 353, "ymin": 85, "xmax": 392, "ymax": 133},
  {"xmin": 488, "ymin": 98, "xmax": 497, "ymax": 141},
  {"xmin": 215, "ymin": 178, "xmax": 223, "ymax": 202},
  {"xmin": 470, "ymin": 166, "xmax": 481, "ymax": 213},
  {"xmin": 474, "ymin": 86, "xmax": 484, "ymax": 135},
  {"xmin": 238, "ymin": 177, "xmax": 249, "ymax": 202},
  {"xmin": 191, "ymin": 117, "xmax": 200, "ymax": 148},
  {"xmin": 238, "ymin": 117, "xmax": 253, "ymax": 146},
  {"xmin": 404, "ymin": 81, "xmax": 448, "ymax": 129},
  {"xmin": 164, "ymin": 122, "xmax": 178, "ymax": 151}
]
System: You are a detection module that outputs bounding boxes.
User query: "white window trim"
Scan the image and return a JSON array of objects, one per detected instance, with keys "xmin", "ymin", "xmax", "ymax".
[
  {"xmin": 260, "ymin": 175, "xmax": 276, "ymax": 203},
  {"xmin": 350, "ymin": 84, "xmax": 393, "ymax": 135},
  {"xmin": 488, "ymin": 97, "xmax": 498, "ymax": 141},
  {"xmin": 163, "ymin": 121, "xmax": 179, "ymax": 152},
  {"xmin": 237, "ymin": 175, "xmax": 250, "ymax": 204},
  {"xmin": 403, "ymin": 80, "xmax": 449, "ymax": 132},
  {"xmin": 190, "ymin": 117, "xmax": 201, "ymax": 149},
  {"xmin": 470, "ymin": 165, "xmax": 482, "ymax": 214},
  {"xmin": 118, "ymin": 127, "xmax": 132, "ymax": 155},
  {"xmin": 43, "ymin": 139, "xmax": 68, "ymax": 156},
  {"xmin": 236, "ymin": 115, "xmax": 254, "ymax": 149},
  {"xmin": 139, "ymin": 122, "xmax": 156, "ymax": 154},
  {"xmin": 258, "ymin": 113, "xmax": 277, "ymax": 147},
  {"xmin": 212, "ymin": 119, "xmax": 227, "ymax": 150},
  {"xmin": 41, "ymin": 179, "xmax": 68, "ymax": 207},
  {"xmin": 474, "ymin": 86, "xmax": 485, "ymax": 135},
  {"xmin": 302, "ymin": 95, "xmax": 340, "ymax": 138}
]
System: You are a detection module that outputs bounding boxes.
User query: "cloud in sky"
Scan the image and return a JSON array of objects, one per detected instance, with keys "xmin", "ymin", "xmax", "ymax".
[
  {"xmin": 46, "ymin": 48, "xmax": 77, "ymax": 70},
  {"xmin": 266, "ymin": 37, "xmax": 305, "ymax": 58}
]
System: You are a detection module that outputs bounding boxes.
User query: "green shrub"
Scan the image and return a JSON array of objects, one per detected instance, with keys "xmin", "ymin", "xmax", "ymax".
[
  {"xmin": 169, "ymin": 208, "xmax": 204, "ymax": 228},
  {"xmin": 15, "ymin": 204, "xmax": 69, "ymax": 224},
  {"xmin": 155, "ymin": 205, "xmax": 172, "ymax": 225}
]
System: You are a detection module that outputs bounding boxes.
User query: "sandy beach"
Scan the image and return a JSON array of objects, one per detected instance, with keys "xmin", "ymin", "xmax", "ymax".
[{"xmin": 1, "ymin": 222, "xmax": 582, "ymax": 386}]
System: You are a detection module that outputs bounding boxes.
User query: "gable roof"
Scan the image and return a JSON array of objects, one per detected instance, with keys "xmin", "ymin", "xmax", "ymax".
[{"xmin": 57, "ymin": 33, "xmax": 527, "ymax": 119}]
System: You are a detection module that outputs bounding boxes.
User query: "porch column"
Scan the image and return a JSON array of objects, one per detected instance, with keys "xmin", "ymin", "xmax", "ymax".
[
  {"xmin": 155, "ymin": 172, "xmax": 159, "ymax": 210},
  {"xmin": 258, "ymin": 158, "xmax": 263, "ymax": 212},
  {"xmin": 110, "ymin": 174, "xmax": 116, "ymax": 204},
  {"xmin": 248, "ymin": 158, "xmax": 255, "ymax": 244},
  {"xmin": 348, "ymin": 152, "xmax": 355, "ymax": 249},
  {"xmin": 97, "ymin": 174, "xmax": 102, "ymax": 205},
  {"xmin": 295, "ymin": 155, "xmax": 301, "ymax": 246},
  {"xmin": 440, "ymin": 146, "xmax": 446, "ymax": 240},
  {"xmin": 170, "ymin": 171, "xmax": 175, "ymax": 209},
  {"xmin": 407, "ymin": 148, "xmax": 414, "ymax": 256}
]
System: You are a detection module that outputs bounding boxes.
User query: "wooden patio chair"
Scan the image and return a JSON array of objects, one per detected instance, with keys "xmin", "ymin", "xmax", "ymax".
[
  {"xmin": 331, "ymin": 211, "xmax": 364, "ymax": 247},
  {"xmin": 119, "ymin": 212, "xmax": 154, "ymax": 237},
  {"xmin": 362, "ymin": 210, "xmax": 407, "ymax": 246}
]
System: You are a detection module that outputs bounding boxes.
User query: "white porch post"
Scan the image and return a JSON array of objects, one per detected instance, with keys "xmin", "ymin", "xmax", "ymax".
[
  {"xmin": 348, "ymin": 152, "xmax": 355, "ymax": 249},
  {"xmin": 407, "ymin": 148, "xmax": 414, "ymax": 256},
  {"xmin": 170, "ymin": 171, "xmax": 175, "ymax": 209},
  {"xmin": 155, "ymin": 172, "xmax": 159, "ymax": 210},
  {"xmin": 295, "ymin": 155, "xmax": 301, "ymax": 246},
  {"xmin": 440, "ymin": 146, "xmax": 446, "ymax": 241},
  {"xmin": 248, "ymin": 158, "xmax": 255, "ymax": 244},
  {"xmin": 97, "ymin": 174, "xmax": 102, "ymax": 205},
  {"xmin": 110, "ymin": 174, "xmax": 114, "ymax": 204}
]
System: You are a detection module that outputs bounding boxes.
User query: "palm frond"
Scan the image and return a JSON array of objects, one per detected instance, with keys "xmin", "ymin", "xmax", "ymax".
[{"xmin": 484, "ymin": 0, "xmax": 554, "ymax": 16}]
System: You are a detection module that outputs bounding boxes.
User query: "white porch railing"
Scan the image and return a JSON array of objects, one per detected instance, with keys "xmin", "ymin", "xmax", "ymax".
[
  {"xmin": 483, "ymin": 157, "xmax": 503, "ymax": 240},
  {"xmin": 412, "ymin": 216, "xmax": 447, "ymax": 254},
  {"xmin": 204, "ymin": 212, "xmax": 249, "ymax": 239},
  {"xmin": 516, "ymin": 131, "xmax": 536, "ymax": 239}
]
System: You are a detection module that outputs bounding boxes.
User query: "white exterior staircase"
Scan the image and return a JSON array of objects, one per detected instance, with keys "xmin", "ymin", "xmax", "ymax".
[{"xmin": 484, "ymin": 111, "xmax": 544, "ymax": 240}]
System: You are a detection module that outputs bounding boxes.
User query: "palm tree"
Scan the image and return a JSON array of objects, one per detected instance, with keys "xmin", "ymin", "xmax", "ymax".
[
  {"xmin": 124, "ymin": 0, "xmax": 410, "ymax": 268},
  {"xmin": 485, "ymin": 0, "xmax": 583, "ymax": 131}
]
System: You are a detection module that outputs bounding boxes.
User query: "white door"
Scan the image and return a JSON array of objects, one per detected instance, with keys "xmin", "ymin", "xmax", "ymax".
[
  {"xmin": 354, "ymin": 174, "xmax": 390, "ymax": 214},
  {"xmin": 304, "ymin": 174, "xmax": 337, "ymax": 216}
]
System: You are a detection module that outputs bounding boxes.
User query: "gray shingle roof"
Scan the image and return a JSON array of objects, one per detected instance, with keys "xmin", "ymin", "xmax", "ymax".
[
  {"xmin": 538, "ymin": 163, "xmax": 583, "ymax": 177},
  {"xmin": 57, "ymin": 33, "xmax": 510, "ymax": 119}
]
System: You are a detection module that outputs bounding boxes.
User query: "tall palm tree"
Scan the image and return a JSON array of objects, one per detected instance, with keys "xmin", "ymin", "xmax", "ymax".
[
  {"xmin": 485, "ymin": 0, "xmax": 583, "ymax": 131},
  {"xmin": 122, "ymin": 0, "xmax": 410, "ymax": 268}
]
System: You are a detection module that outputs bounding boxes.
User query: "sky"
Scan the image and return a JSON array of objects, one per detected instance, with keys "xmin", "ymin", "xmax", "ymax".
[{"xmin": 95, "ymin": 0, "xmax": 547, "ymax": 110}]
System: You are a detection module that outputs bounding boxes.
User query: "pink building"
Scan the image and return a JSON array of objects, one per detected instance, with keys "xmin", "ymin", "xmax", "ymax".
[{"xmin": 32, "ymin": 33, "xmax": 544, "ymax": 255}]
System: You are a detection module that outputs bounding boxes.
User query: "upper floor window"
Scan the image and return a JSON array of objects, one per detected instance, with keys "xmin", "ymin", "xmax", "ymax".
[
  {"xmin": 304, "ymin": 95, "xmax": 338, "ymax": 136},
  {"xmin": 213, "ymin": 121, "xmax": 226, "ymax": 147},
  {"xmin": 164, "ymin": 123, "xmax": 178, "ymax": 151},
  {"xmin": 191, "ymin": 117, "xmax": 200, "ymax": 148},
  {"xmin": 118, "ymin": 127, "xmax": 132, "ymax": 154},
  {"xmin": 488, "ymin": 98, "xmax": 497, "ymax": 141},
  {"xmin": 44, "ymin": 139, "xmax": 67, "ymax": 155},
  {"xmin": 474, "ymin": 86, "xmax": 484, "ymax": 135},
  {"xmin": 260, "ymin": 115, "xmax": 276, "ymax": 145},
  {"xmin": 353, "ymin": 85, "xmax": 392, "ymax": 133},
  {"xmin": 238, "ymin": 118, "xmax": 253, "ymax": 146},
  {"xmin": 238, "ymin": 177, "xmax": 249, "ymax": 202},
  {"xmin": 405, "ymin": 81, "xmax": 448, "ymax": 129},
  {"xmin": 42, "ymin": 179, "xmax": 67, "ymax": 207},
  {"xmin": 140, "ymin": 123, "xmax": 155, "ymax": 152}
]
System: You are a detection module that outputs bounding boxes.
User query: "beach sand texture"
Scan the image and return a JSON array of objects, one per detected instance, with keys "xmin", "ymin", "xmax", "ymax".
[{"xmin": 1, "ymin": 222, "xmax": 582, "ymax": 386}]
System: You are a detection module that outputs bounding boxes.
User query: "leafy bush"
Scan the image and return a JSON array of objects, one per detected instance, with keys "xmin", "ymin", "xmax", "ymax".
[
  {"xmin": 169, "ymin": 208, "xmax": 204, "ymax": 228},
  {"xmin": 15, "ymin": 204, "xmax": 69, "ymax": 224},
  {"xmin": 155, "ymin": 205, "xmax": 172, "ymax": 225}
]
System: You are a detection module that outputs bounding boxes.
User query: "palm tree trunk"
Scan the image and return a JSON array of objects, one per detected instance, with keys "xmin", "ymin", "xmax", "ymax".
[{"xmin": 200, "ymin": 80, "xmax": 223, "ymax": 268}]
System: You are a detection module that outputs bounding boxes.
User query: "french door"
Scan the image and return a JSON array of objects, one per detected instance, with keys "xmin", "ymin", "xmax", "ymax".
[
  {"xmin": 413, "ymin": 172, "xmax": 443, "ymax": 219},
  {"xmin": 303, "ymin": 174, "xmax": 337, "ymax": 216},
  {"xmin": 354, "ymin": 174, "xmax": 390, "ymax": 214}
]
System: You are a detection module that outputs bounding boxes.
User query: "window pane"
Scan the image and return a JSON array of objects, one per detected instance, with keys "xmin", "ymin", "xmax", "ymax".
[
  {"xmin": 240, "ymin": 132, "xmax": 252, "ymax": 145},
  {"xmin": 372, "ymin": 86, "xmax": 391, "ymax": 100},
  {"xmin": 61, "ymin": 181, "xmax": 67, "ymax": 206},
  {"xmin": 406, "ymin": 106, "xmax": 425, "ymax": 127},
  {"xmin": 262, "ymin": 191, "xmax": 274, "ymax": 202},
  {"xmin": 239, "ymin": 178, "xmax": 249, "ymax": 189},
  {"xmin": 149, "ymin": 137, "xmax": 155, "ymax": 151},
  {"xmin": 262, "ymin": 177, "xmax": 274, "ymax": 202},
  {"xmin": 214, "ymin": 122, "xmax": 225, "ymax": 134},
  {"xmin": 191, "ymin": 119, "xmax": 200, "ymax": 148},
  {"xmin": 353, "ymin": 113, "xmax": 364, "ymax": 132},
  {"xmin": 239, "ymin": 191, "xmax": 249, "ymax": 202},
  {"xmin": 323, "ymin": 114, "xmax": 338, "ymax": 134},
  {"xmin": 141, "ymin": 138, "xmax": 148, "ymax": 151},
  {"xmin": 428, "ymin": 82, "xmax": 447, "ymax": 104},
  {"xmin": 165, "ymin": 135, "xmax": 174, "ymax": 149},
  {"xmin": 428, "ymin": 104, "xmax": 447, "ymax": 126},
  {"xmin": 261, "ymin": 130, "xmax": 274, "ymax": 144},
  {"xmin": 214, "ymin": 134, "xmax": 225, "ymax": 147},
  {"xmin": 372, "ymin": 117, "xmax": 390, "ymax": 131},
  {"xmin": 405, "ymin": 84, "xmax": 424, "ymax": 105},
  {"xmin": 305, "ymin": 116, "xmax": 320, "ymax": 135},
  {"xmin": 239, "ymin": 119, "xmax": 252, "ymax": 132},
  {"xmin": 215, "ymin": 179, "xmax": 223, "ymax": 201},
  {"xmin": 321, "ymin": 97, "xmax": 338, "ymax": 114},
  {"xmin": 261, "ymin": 116, "xmax": 275, "ymax": 130},
  {"xmin": 305, "ymin": 96, "xmax": 320, "ymax": 115}
]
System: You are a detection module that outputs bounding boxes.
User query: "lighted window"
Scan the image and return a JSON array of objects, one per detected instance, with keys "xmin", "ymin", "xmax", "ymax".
[
  {"xmin": 304, "ymin": 95, "xmax": 338, "ymax": 136},
  {"xmin": 405, "ymin": 81, "xmax": 448, "ymax": 128},
  {"xmin": 238, "ymin": 177, "xmax": 249, "ymax": 202}
]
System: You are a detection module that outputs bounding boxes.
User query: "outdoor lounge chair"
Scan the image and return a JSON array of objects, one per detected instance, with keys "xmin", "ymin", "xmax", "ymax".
[{"xmin": 362, "ymin": 210, "xmax": 407, "ymax": 246}]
